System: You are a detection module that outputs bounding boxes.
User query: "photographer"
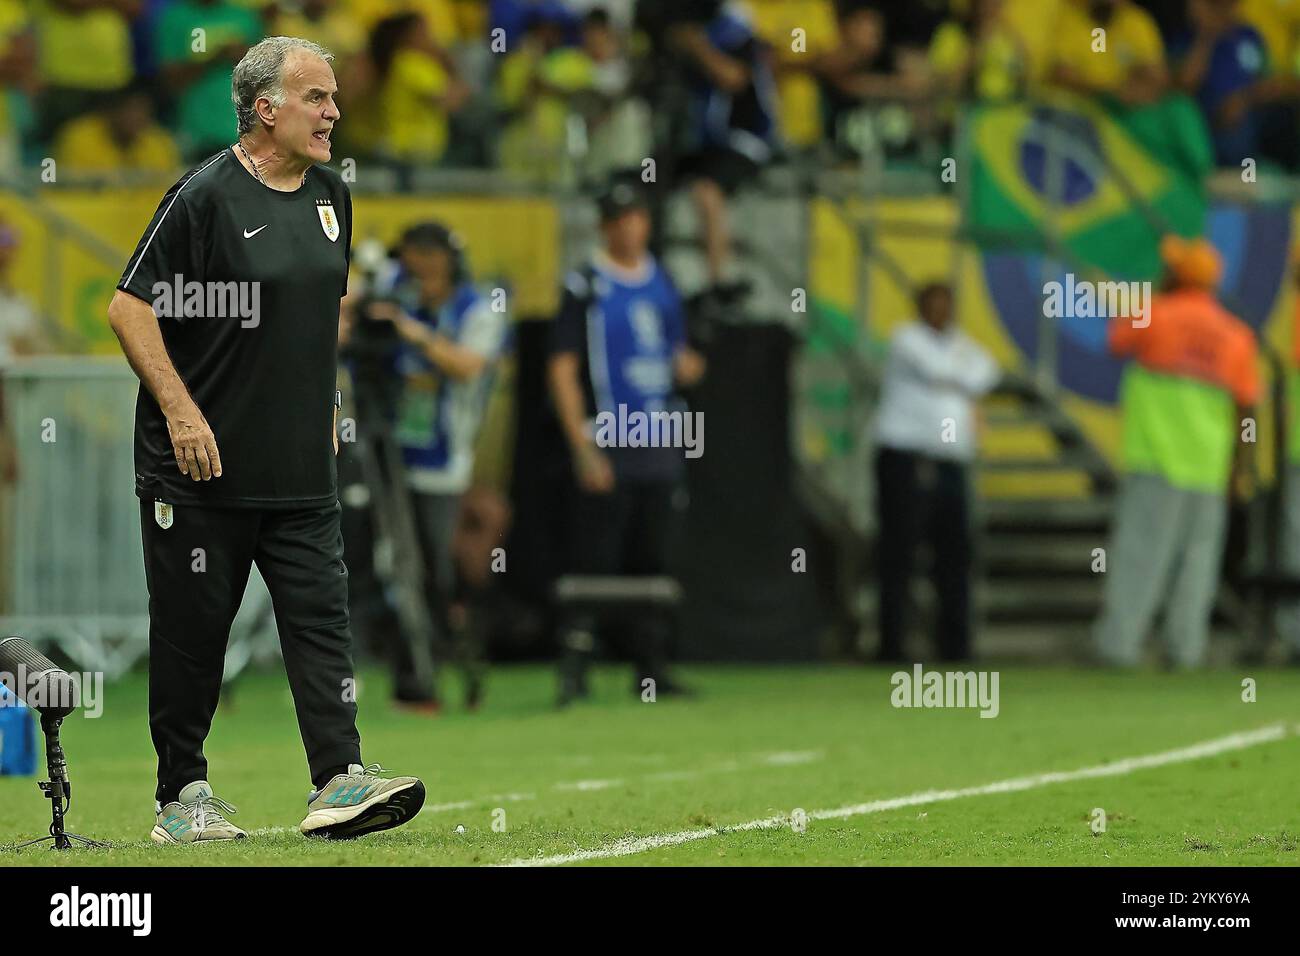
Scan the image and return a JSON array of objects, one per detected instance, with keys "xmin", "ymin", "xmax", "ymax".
[{"xmin": 363, "ymin": 223, "xmax": 509, "ymax": 710}]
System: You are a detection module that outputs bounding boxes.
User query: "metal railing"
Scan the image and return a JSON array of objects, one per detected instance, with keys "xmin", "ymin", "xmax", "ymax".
[
  {"xmin": 0, "ymin": 357, "xmax": 278, "ymax": 677},
  {"xmin": 0, "ymin": 358, "xmax": 147, "ymax": 676}
]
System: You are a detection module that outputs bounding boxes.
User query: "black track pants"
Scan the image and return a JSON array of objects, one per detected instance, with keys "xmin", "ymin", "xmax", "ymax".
[
  {"xmin": 139, "ymin": 498, "xmax": 361, "ymax": 801},
  {"xmin": 874, "ymin": 448, "xmax": 974, "ymax": 662}
]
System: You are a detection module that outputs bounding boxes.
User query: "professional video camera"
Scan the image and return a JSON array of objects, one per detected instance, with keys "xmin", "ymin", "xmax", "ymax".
[{"xmin": 342, "ymin": 238, "xmax": 407, "ymax": 423}]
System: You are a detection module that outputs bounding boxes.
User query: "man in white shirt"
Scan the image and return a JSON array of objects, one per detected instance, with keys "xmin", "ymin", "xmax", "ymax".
[
  {"xmin": 0, "ymin": 219, "xmax": 41, "ymax": 368},
  {"xmin": 0, "ymin": 219, "xmax": 45, "ymax": 616},
  {"xmin": 871, "ymin": 281, "xmax": 1000, "ymax": 662}
]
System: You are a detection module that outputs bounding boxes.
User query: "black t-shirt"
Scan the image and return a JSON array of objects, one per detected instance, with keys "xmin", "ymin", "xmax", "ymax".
[{"xmin": 117, "ymin": 149, "xmax": 351, "ymax": 508}]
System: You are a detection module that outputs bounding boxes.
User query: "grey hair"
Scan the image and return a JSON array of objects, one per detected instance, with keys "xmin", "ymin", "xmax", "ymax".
[{"xmin": 231, "ymin": 36, "xmax": 334, "ymax": 136}]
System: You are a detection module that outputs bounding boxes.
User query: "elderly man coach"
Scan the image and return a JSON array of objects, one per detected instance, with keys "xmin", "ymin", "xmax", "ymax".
[{"xmin": 107, "ymin": 37, "xmax": 424, "ymax": 843}]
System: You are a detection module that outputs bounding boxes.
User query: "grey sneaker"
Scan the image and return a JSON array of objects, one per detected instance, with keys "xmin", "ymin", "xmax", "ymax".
[
  {"xmin": 299, "ymin": 763, "xmax": 425, "ymax": 840},
  {"xmin": 150, "ymin": 781, "xmax": 247, "ymax": 844}
]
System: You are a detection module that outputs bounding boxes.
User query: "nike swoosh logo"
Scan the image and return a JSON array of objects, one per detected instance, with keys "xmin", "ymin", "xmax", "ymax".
[{"xmin": 243, "ymin": 225, "xmax": 268, "ymax": 239}]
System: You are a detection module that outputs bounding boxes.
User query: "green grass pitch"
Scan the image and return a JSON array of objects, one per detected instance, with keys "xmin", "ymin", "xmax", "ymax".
[{"xmin": 1, "ymin": 665, "xmax": 1297, "ymax": 866}]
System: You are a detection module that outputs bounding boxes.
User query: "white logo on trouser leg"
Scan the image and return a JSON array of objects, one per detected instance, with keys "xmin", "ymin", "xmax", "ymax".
[{"xmin": 154, "ymin": 501, "xmax": 173, "ymax": 529}]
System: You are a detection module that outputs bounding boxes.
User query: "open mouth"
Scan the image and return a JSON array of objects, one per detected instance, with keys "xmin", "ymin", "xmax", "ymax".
[{"xmin": 312, "ymin": 130, "xmax": 331, "ymax": 143}]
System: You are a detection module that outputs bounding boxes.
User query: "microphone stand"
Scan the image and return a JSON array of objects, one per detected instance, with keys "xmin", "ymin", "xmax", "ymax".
[{"xmin": 5, "ymin": 714, "xmax": 108, "ymax": 851}]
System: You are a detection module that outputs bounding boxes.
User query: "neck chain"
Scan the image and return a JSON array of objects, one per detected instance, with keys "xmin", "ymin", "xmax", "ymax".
[{"xmin": 236, "ymin": 140, "xmax": 306, "ymax": 190}]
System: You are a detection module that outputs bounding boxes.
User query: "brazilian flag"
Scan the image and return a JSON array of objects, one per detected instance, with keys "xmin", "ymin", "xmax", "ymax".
[{"xmin": 963, "ymin": 93, "xmax": 1213, "ymax": 281}]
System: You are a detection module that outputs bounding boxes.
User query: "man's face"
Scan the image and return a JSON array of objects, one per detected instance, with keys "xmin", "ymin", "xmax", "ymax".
[
  {"xmin": 108, "ymin": 93, "xmax": 151, "ymax": 144},
  {"xmin": 602, "ymin": 208, "xmax": 651, "ymax": 259},
  {"xmin": 921, "ymin": 289, "xmax": 953, "ymax": 329},
  {"xmin": 841, "ymin": 10, "xmax": 883, "ymax": 58},
  {"xmin": 583, "ymin": 23, "xmax": 617, "ymax": 61},
  {"xmin": 269, "ymin": 50, "xmax": 340, "ymax": 164},
  {"xmin": 402, "ymin": 245, "xmax": 455, "ymax": 304}
]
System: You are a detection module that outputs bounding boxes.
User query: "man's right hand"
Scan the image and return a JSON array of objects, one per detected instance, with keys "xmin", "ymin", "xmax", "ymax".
[
  {"xmin": 165, "ymin": 402, "xmax": 222, "ymax": 481},
  {"xmin": 575, "ymin": 443, "xmax": 614, "ymax": 494}
]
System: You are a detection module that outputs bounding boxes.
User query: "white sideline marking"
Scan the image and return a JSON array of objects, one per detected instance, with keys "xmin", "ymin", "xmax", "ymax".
[
  {"xmin": 500, "ymin": 724, "xmax": 1289, "ymax": 867},
  {"xmin": 426, "ymin": 750, "xmax": 823, "ymax": 811},
  {"xmin": 556, "ymin": 778, "xmax": 623, "ymax": 792},
  {"xmin": 762, "ymin": 750, "xmax": 821, "ymax": 766},
  {"xmin": 425, "ymin": 800, "xmax": 475, "ymax": 813}
]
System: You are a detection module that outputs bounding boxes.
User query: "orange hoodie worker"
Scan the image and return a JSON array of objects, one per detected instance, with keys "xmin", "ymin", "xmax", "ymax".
[{"xmin": 1093, "ymin": 236, "xmax": 1259, "ymax": 667}]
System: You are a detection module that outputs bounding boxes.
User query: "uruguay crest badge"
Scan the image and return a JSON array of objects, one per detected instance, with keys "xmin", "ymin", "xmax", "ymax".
[{"xmin": 316, "ymin": 199, "xmax": 339, "ymax": 242}]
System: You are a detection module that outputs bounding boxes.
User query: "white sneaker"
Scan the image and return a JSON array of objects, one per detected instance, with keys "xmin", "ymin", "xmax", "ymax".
[
  {"xmin": 299, "ymin": 763, "xmax": 425, "ymax": 840},
  {"xmin": 150, "ymin": 781, "xmax": 247, "ymax": 844}
]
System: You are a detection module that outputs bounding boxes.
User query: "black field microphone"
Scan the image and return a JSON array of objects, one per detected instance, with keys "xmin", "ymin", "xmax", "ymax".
[
  {"xmin": 0, "ymin": 636, "xmax": 107, "ymax": 851},
  {"xmin": 0, "ymin": 636, "xmax": 76, "ymax": 720}
]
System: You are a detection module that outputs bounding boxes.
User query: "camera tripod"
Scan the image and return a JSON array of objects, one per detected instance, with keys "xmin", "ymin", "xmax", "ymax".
[{"xmin": 349, "ymin": 384, "xmax": 439, "ymax": 699}]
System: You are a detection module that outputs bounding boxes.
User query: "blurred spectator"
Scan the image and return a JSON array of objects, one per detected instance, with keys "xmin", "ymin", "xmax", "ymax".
[
  {"xmin": 1049, "ymin": 0, "xmax": 1169, "ymax": 106},
  {"xmin": 0, "ymin": 0, "xmax": 35, "ymax": 170},
  {"xmin": 879, "ymin": 0, "xmax": 949, "ymax": 58},
  {"xmin": 1239, "ymin": 0, "xmax": 1300, "ymax": 76},
  {"xmin": 34, "ymin": 0, "xmax": 141, "ymax": 144},
  {"xmin": 566, "ymin": 0, "xmax": 634, "ymax": 31},
  {"xmin": 496, "ymin": 2, "xmax": 581, "ymax": 181},
  {"xmin": 1093, "ymin": 236, "xmax": 1258, "ymax": 668},
  {"xmin": 927, "ymin": 0, "xmax": 1028, "ymax": 103},
  {"xmin": 547, "ymin": 181, "xmax": 704, "ymax": 704},
  {"xmin": 129, "ymin": 0, "xmax": 174, "ymax": 82},
  {"xmin": 751, "ymin": 0, "xmax": 838, "ymax": 150},
  {"xmin": 672, "ymin": 1, "xmax": 778, "ymax": 298},
  {"xmin": 871, "ymin": 281, "xmax": 999, "ymax": 664},
  {"xmin": 155, "ymin": 0, "xmax": 263, "ymax": 160},
  {"xmin": 0, "ymin": 218, "xmax": 45, "ymax": 367},
  {"xmin": 1177, "ymin": 0, "xmax": 1300, "ymax": 168},
  {"xmin": 1171, "ymin": 0, "xmax": 1269, "ymax": 165},
  {"xmin": 0, "ymin": 216, "xmax": 40, "ymax": 614},
  {"xmin": 53, "ymin": 81, "xmax": 181, "ymax": 176},
  {"xmin": 356, "ymin": 0, "xmax": 462, "ymax": 47},
  {"xmin": 808, "ymin": 3, "xmax": 929, "ymax": 160},
  {"xmin": 370, "ymin": 10, "xmax": 471, "ymax": 166},
  {"xmin": 571, "ymin": 8, "xmax": 649, "ymax": 181},
  {"xmin": 499, "ymin": 6, "xmax": 646, "ymax": 184},
  {"xmin": 271, "ymin": 1, "xmax": 367, "ymax": 60},
  {"xmin": 490, "ymin": 0, "xmax": 576, "ymax": 51},
  {"xmin": 0, "ymin": 215, "xmax": 46, "ymax": 509}
]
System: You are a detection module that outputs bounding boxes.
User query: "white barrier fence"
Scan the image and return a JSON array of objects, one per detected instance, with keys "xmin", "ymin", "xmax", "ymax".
[{"xmin": 0, "ymin": 357, "xmax": 274, "ymax": 678}]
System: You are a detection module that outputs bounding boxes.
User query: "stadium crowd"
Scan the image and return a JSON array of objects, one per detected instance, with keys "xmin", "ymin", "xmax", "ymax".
[{"xmin": 6, "ymin": 1, "xmax": 1300, "ymax": 182}]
